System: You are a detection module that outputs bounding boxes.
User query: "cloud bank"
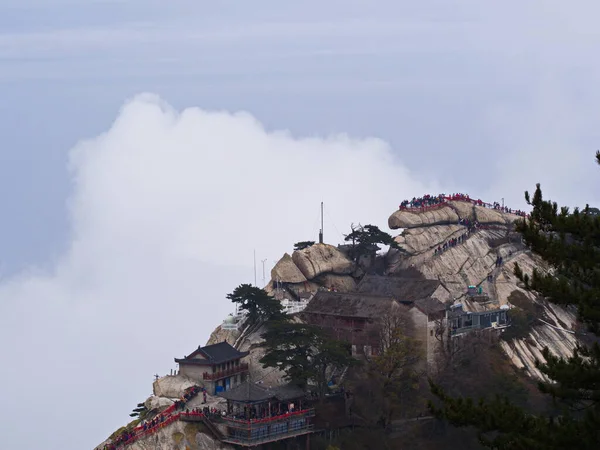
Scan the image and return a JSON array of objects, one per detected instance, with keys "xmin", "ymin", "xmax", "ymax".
[{"xmin": 0, "ymin": 94, "xmax": 443, "ymax": 449}]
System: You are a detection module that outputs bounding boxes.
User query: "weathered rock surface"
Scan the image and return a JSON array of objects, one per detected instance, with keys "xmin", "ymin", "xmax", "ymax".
[
  {"xmin": 386, "ymin": 205, "xmax": 579, "ymax": 379},
  {"xmin": 271, "ymin": 253, "xmax": 308, "ymax": 283},
  {"xmin": 292, "ymin": 243, "xmax": 355, "ymax": 280},
  {"xmin": 388, "ymin": 201, "xmax": 522, "ymax": 229},
  {"xmin": 206, "ymin": 324, "xmax": 238, "ymax": 347},
  {"xmin": 389, "ymin": 204, "xmax": 459, "ymax": 229},
  {"xmin": 236, "ymin": 322, "xmax": 288, "ymax": 387},
  {"xmin": 153, "ymin": 375, "xmax": 199, "ymax": 399},
  {"xmin": 145, "ymin": 396, "xmax": 175, "ymax": 412}
]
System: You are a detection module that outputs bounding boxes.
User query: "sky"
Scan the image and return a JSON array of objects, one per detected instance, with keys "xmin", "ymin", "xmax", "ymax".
[{"xmin": 1, "ymin": 1, "xmax": 600, "ymax": 449}]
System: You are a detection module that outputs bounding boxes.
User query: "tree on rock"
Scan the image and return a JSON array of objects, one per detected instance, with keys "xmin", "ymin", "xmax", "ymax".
[
  {"xmin": 260, "ymin": 321, "xmax": 356, "ymax": 397},
  {"xmin": 293, "ymin": 241, "xmax": 315, "ymax": 251},
  {"xmin": 344, "ymin": 223, "xmax": 401, "ymax": 264},
  {"xmin": 226, "ymin": 284, "xmax": 285, "ymax": 324},
  {"xmin": 429, "ymin": 151, "xmax": 600, "ymax": 450}
]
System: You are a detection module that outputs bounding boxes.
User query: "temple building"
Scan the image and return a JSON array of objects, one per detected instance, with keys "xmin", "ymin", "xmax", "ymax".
[
  {"xmin": 300, "ymin": 290, "xmax": 408, "ymax": 357},
  {"xmin": 174, "ymin": 341, "xmax": 249, "ymax": 395},
  {"xmin": 215, "ymin": 380, "xmax": 315, "ymax": 447}
]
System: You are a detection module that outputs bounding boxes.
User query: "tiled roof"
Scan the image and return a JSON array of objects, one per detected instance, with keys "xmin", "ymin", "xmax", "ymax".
[
  {"xmin": 175, "ymin": 341, "xmax": 249, "ymax": 365},
  {"xmin": 356, "ymin": 275, "xmax": 441, "ymax": 301},
  {"xmin": 301, "ymin": 291, "xmax": 403, "ymax": 318},
  {"xmin": 218, "ymin": 381, "xmax": 305, "ymax": 403}
]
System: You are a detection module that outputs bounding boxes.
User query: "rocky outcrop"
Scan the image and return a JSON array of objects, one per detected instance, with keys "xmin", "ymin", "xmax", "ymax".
[
  {"xmin": 236, "ymin": 322, "xmax": 288, "ymax": 386},
  {"xmin": 292, "ymin": 243, "xmax": 355, "ymax": 280},
  {"xmin": 271, "ymin": 253, "xmax": 307, "ymax": 283},
  {"xmin": 386, "ymin": 204, "xmax": 580, "ymax": 379},
  {"xmin": 389, "ymin": 204, "xmax": 459, "ymax": 229},
  {"xmin": 388, "ymin": 201, "xmax": 522, "ymax": 229},
  {"xmin": 153, "ymin": 375, "xmax": 199, "ymax": 399},
  {"xmin": 206, "ymin": 324, "xmax": 238, "ymax": 347},
  {"xmin": 145, "ymin": 396, "xmax": 175, "ymax": 412}
]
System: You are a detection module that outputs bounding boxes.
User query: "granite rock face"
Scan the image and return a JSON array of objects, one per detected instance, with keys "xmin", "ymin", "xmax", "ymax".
[
  {"xmin": 292, "ymin": 243, "xmax": 355, "ymax": 280},
  {"xmin": 388, "ymin": 201, "xmax": 522, "ymax": 229},
  {"xmin": 271, "ymin": 253, "xmax": 308, "ymax": 283},
  {"xmin": 152, "ymin": 375, "xmax": 198, "ymax": 399},
  {"xmin": 386, "ymin": 202, "xmax": 578, "ymax": 379}
]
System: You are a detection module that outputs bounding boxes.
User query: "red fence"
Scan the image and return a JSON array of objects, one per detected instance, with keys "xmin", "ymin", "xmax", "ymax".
[
  {"xmin": 107, "ymin": 409, "xmax": 315, "ymax": 449},
  {"xmin": 222, "ymin": 408, "xmax": 314, "ymax": 426}
]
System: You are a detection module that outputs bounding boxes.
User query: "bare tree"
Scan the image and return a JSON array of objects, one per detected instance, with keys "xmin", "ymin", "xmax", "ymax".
[{"xmin": 349, "ymin": 308, "xmax": 423, "ymax": 426}]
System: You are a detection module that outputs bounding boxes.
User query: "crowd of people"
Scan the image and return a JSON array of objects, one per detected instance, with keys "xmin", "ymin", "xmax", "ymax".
[
  {"xmin": 491, "ymin": 201, "xmax": 527, "ymax": 217},
  {"xmin": 399, "ymin": 194, "xmax": 446, "ymax": 209},
  {"xmin": 101, "ymin": 383, "xmax": 310, "ymax": 449},
  {"xmin": 102, "ymin": 385, "xmax": 205, "ymax": 450},
  {"xmin": 398, "ymin": 193, "xmax": 528, "ymax": 217}
]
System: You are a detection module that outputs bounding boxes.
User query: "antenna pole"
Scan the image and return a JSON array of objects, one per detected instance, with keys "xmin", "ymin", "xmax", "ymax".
[
  {"xmin": 319, "ymin": 201, "xmax": 324, "ymax": 244},
  {"xmin": 253, "ymin": 249, "xmax": 257, "ymax": 286}
]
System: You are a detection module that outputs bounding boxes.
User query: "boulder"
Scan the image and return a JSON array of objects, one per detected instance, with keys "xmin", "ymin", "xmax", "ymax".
[
  {"xmin": 292, "ymin": 243, "xmax": 355, "ymax": 280},
  {"xmin": 388, "ymin": 205, "xmax": 459, "ymax": 229},
  {"xmin": 271, "ymin": 253, "xmax": 307, "ymax": 283},
  {"xmin": 153, "ymin": 375, "xmax": 199, "ymax": 399},
  {"xmin": 449, "ymin": 201, "xmax": 517, "ymax": 224},
  {"xmin": 145, "ymin": 395, "xmax": 174, "ymax": 412}
]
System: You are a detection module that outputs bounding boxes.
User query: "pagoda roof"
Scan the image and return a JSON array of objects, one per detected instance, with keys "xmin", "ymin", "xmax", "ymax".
[
  {"xmin": 175, "ymin": 341, "xmax": 249, "ymax": 366},
  {"xmin": 218, "ymin": 381, "xmax": 305, "ymax": 404}
]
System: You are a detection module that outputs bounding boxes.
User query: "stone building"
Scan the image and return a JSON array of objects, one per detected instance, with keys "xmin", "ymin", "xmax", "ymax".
[
  {"xmin": 356, "ymin": 274, "xmax": 448, "ymax": 364},
  {"xmin": 175, "ymin": 341, "xmax": 249, "ymax": 395},
  {"xmin": 300, "ymin": 291, "xmax": 410, "ymax": 357}
]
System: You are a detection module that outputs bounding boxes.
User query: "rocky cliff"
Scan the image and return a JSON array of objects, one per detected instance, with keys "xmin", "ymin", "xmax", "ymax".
[
  {"xmin": 99, "ymin": 199, "xmax": 582, "ymax": 449},
  {"xmin": 215, "ymin": 201, "xmax": 579, "ymax": 382},
  {"xmin": 387, "ymin": 200, "xmax": 578, "ymax": 379}
]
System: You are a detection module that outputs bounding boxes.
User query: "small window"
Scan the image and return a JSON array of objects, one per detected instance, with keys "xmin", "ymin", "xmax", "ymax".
[{"xmin": 430, "ymin": 329, "xmax": 434, "ymax": 337}]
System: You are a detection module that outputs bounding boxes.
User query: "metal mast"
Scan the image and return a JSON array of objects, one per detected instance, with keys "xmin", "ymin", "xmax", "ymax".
[
  {"xmin": 253, "ymin": 249, "xmax": 257, "ymax": 286},
  {"xmin": 319, "ymin": 202, "xmax": 324, "ymax": 244}
]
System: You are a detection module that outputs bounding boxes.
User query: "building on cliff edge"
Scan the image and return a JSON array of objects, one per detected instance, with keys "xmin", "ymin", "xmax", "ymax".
[{"xmin": 175, "ymin": 341, "xmax": 249, "ymax": 395}]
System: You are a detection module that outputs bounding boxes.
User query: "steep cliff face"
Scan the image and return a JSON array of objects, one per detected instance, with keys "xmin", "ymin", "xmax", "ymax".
[{"xmin": 387, "ymin": 201, "xmax": 578, "ymax": 379}]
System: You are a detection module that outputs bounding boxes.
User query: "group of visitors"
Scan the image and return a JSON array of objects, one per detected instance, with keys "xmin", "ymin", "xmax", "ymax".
[
  {"xmin": 399, "ymin": 194, "xmax": 446, "ymax": 209},
  {"xmin": 398, "ymin": 193, "xmax": 528, "ymax": 217},
  {"xmin": 433, "ymin": 217, "xmax": 481, "ymax": 256},
  {"xmin": 434, "ymin": 233, "xmax": 469, "ymax": 255},
  {"xmin": 491, "ymin": 202, "xmax": 527, "ymax": 217},
  {"xmin": 102, "ymin": 385, "xmax": 205, "ymax": 449}
]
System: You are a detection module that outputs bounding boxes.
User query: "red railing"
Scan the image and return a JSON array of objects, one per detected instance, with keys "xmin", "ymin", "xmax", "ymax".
[
  {"xmin": 103, "ymin": 388, "xmax": 203, "ymax": 449},
  {"xmin": 222, "ymin": 408, "xmax": 315, "ymax": 426},
  {"xmin": 105, "ymin": 409, "xmax": 315, "ymax": 449},
  {"xmin": 203, "ymin": 363, "xmax": 249, "ymax": 381}
]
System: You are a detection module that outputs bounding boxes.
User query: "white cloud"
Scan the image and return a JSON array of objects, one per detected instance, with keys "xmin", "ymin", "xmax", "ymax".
[{"xmin": 0, "ymin": 93, "xmax": 440, "ymax": 450}]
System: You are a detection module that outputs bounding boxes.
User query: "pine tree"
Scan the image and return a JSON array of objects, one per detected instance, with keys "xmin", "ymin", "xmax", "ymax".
[
  {"xmin": 260, "ymin": 321, "xmax": 356, "ymax": 397},
  {"xmin": 429, "ymin": 152, "xmax": 600, "ymax": 450},
  {"xmin": 226, "ymin": 284, "xmax": 285, "ymax": 324}
]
